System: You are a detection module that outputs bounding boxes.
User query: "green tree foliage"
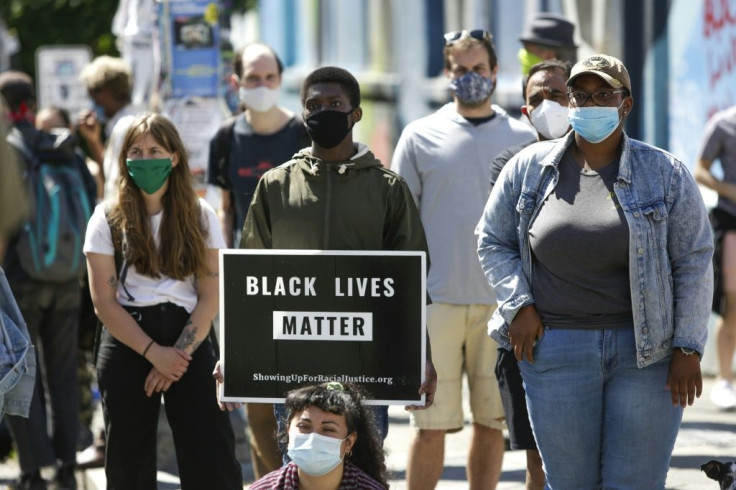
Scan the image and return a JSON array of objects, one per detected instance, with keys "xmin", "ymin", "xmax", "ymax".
[
  {"xmin": 0, "ymin": 0, "xmax": 120, "ymax": 79},
  {"xmin": 228, "ymin": 0, "xmax": 258, "ymax": 13}
]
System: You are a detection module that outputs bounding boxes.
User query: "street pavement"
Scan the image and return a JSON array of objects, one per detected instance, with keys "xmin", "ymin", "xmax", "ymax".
[{"xmin": 0, "ymin": 376, "xmax": 733, "ymax": 489}]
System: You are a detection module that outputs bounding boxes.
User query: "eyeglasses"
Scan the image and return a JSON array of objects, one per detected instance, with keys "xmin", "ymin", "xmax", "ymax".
[
  {"xmin": 567, "ymin": 88, "xmax": 627, "ymax": 107},
  {"xmin": 444, "ymin": 29, "xmax": 492, "ymax": 46}
]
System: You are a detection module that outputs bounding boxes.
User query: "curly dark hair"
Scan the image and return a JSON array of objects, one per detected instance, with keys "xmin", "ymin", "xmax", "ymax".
[{"xmin": 278, "ymin": 383, "xmax": 388, "ymax": 488}]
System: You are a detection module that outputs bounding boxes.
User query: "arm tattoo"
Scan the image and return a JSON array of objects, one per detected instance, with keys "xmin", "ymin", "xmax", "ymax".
[
  {"xmin": 208, "ymin": 271, "xmax": 219, "ymax": 277},
  {"xmin": 174, "ymin": 319, "xmax": 202, "ymax": 352},
  {"xmin": 106, "ymin": 275, "xmax": 118, "ymax": 289}
]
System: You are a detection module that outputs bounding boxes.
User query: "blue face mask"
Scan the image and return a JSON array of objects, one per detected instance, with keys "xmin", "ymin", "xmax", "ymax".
[
  {"xmin": 287, "ymin": 432, "xmax": 346, "ymax": 476},
  {"xmin": 93, "ymin": 103, "xmax": 107, "ymax": 125},
  {"xmin": 449, "ymin": 72, "xmax": 495, "ymax": 106},
  {"xmin": 567, "ymin": 103, "xmax": 624, "ymax": 144}
]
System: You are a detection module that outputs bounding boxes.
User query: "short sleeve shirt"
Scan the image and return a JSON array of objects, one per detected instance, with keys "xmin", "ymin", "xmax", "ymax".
[
  {"xmin": 207, "ymin": 114, "xmax": 310, "ymax": 237},
  {"xmin": 699, "ymin": 106, "xmax": 736, "ymax": 215},
  {"xmin": 83, "ymin": 198, "xmax": 225, "ymax": 313}
]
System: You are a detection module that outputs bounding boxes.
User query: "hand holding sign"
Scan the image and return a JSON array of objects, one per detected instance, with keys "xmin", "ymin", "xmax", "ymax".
[
  {"xmin": 213, "ymin": 361, "xmax": 242, "ymax": 412},
  {"xmin": 405, "ymin": 359, "xmax": 437, "ymax": 411}
]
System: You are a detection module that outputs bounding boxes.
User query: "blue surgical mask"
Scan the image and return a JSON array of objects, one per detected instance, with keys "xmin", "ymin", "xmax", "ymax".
[
  {"xmin": 93, "ymin": 103, "xmax": 107, "ymax": 125},
  {"xmin": 449, "ymin": 72, "xmax": 495, "ymax": 106},
  {"xmin": 567, "ymin": 102, "xmax": 624, "ymax": 144},
  {"xmin": 287, "ymin": 432, "xmax": 345, "ymax": 476}
]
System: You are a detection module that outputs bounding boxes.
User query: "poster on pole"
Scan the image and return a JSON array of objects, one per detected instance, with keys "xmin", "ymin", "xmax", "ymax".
[
  {"xmin": 35, "ymin": 45, "xmax": 92, "ymax": 117},
  {"xmin": 219, "ymin": 250, "xmax": 427, "ymax": 405},
  {"xmin": 159, "ymin": 0, "xmax": 220, "ymax": 98}
]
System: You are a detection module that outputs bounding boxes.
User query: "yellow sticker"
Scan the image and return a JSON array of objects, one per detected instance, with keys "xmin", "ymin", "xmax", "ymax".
[{"xmin": 204, "ymin": 3, "xmax": 218, "ymax": 25}]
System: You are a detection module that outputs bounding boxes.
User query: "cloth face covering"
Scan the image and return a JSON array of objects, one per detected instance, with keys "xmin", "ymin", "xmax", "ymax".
[
  {"xmin": 530, "ymin": 99, "xmax": 570, "ymax": 139},
  {"xmin": 287, "ymin": 431, "xmax": 345, "ymax": 476},
  {"xmin": 568, "ymin": 103, "xmax": 623, "ymax": 144},
  {"xmin": 239, "ymin": 86, "xmax": 280, "ymax": 112},
  {"xmin": 449, "ymin": 71, "xmax": 495, "ymax": 106},
  {"xmin": 126, "ymin": 157, "xmax": 173, "ymax": 194},
  {"xmin": 305, "ymin": 109, "xmax": 354, "ymax": 149}
]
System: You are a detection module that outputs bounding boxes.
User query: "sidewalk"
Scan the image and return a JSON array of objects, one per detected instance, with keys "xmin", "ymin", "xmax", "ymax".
[{"xmin": 0, "ymin": 377, "xmax": 732, "ymax": 489}]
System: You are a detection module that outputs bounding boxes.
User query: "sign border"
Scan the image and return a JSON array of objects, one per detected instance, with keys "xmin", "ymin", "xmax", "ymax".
[{"xmin": 218, "ymin": 249, "xmax": 427, "ymax": 405}]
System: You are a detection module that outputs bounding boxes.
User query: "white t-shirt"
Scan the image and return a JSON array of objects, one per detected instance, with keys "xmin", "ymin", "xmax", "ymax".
[{"xmin": 83, "ymin": 198, "xmax": 225, "ymax": 313}]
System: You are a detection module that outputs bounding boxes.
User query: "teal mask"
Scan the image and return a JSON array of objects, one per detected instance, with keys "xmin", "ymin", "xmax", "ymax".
[{"xmin": 126, "ymin": 158, "xmax": 173, "ymax": 194}]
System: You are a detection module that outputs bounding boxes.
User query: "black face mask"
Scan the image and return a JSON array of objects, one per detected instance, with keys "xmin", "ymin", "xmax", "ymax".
[{"xmin": 305, "ymin": 109, "xmax": 354, "ymax": 149}]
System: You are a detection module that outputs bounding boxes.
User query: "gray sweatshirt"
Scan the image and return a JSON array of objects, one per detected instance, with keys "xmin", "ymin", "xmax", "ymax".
[{"xmin": 392, "ymin": 103, "xmax": 536, "ymax": 305}]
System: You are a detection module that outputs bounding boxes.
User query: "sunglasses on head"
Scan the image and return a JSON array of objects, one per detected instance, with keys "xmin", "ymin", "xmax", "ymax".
[{"xmin": 444, "ymin": 29, "xmax": 492, "ymax": 46}]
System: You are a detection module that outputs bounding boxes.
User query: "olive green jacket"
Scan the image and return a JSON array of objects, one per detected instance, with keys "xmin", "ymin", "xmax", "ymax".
[{"xmin": 240, "ymin": 144, "xmax": 429, "ymax": 257}]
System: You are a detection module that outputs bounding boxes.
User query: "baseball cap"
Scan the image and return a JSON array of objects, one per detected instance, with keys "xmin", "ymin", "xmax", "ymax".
[
  {"xmin": 519, "ymin": 13, "xmax": 577, "ymax": 48},
  {"xmin": 567, "ymin": 54, "xmax": 631, "ymax": 93}
]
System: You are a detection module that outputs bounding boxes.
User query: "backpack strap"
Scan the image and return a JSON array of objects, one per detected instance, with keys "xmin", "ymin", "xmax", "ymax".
[
  {"xmin": 6, "ymin": 128, "xmax": 39, "ymax": 171},
  {"xmin": 211, "ymin": 117, "xmax": 237, "ymax": 188}
]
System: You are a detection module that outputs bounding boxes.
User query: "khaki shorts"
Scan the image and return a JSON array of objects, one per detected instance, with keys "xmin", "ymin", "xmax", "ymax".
[{"xmin": 411, "ymin": 302, "xmax": 505, "ymax": 431}]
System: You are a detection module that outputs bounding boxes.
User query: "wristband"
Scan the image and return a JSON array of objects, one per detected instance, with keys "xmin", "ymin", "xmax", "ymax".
[{"xmin": 142, "ymin": 339, "xmax": 155, "ymax": 358}]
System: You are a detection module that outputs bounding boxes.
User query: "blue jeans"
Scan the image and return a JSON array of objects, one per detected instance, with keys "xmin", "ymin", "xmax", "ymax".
[
  {"xmin": 274, "ymin": 403, "xmax": 389, "ymax": 464},
  {"xmin": 519, "ymin": 327, "xmax": 682, "ymax": 489}
]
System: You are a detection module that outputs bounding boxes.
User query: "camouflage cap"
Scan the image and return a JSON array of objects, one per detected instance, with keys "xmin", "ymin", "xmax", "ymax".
[{"xmin": 567, "ymin": 54, "xmax": 631, "ymax": 93}]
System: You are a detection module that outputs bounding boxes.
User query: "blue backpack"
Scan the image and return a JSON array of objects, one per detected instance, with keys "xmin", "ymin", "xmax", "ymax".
[{"xmin": 7, "ymin": 128, "xmax": 92, "ymax": 283}]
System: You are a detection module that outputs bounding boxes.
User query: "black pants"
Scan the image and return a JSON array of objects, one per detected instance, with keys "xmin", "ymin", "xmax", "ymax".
[
  {"xmin": 97, "ymin": 303, "xmax": 242, "ymax": 489},
  {"xmin": 7, "ymin": 279, "xmax": 80, "ymax": 472}
]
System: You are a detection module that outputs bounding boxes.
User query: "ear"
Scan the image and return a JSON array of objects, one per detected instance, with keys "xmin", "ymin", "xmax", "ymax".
[
  {"xmin": 492, "ymin": 65, "xmax": 499, "ymax": 79},
  {"xmin": 622, "ymin": 95, "xmax": 634, "ymax": 116},
  {"xmin": 344, "ymin": 433, "xmax": 358, "ymax": 454},
  {"xmin": 230, "ymin": 74, "xmax": 240, "ymax": 90},
  {"xmin": 171, "ymin": 152, "xmax": 180, "ymax": 168},
  {"xmin": 701, "ymin": 460, "xmax": 725, "ymax": 481},
  {"xmin": 351, "ymin": 107, "xmax": 362, "ymax": 125}
]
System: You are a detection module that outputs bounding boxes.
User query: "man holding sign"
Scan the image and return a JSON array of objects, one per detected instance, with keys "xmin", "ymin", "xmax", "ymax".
[{"xmin": 217, "ymin": 66, "xmax": 436, "ymax": 439}]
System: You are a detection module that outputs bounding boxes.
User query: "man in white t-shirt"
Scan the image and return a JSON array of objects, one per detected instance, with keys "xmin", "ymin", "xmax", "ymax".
[{"xmin": 79, "ymin": 55, "xmax": 139, "ymax": 201}]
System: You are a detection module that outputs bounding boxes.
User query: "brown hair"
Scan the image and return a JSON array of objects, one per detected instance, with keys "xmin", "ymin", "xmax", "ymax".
[
  {"xmin": 443, "ymin": 35, "xmax": 498, "ymax": 71},
  {"xmin": 110, "ymin": 113, "xmax": 209, "ymax": 280}
]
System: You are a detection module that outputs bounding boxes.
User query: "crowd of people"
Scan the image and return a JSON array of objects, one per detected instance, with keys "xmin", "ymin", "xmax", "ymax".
[{"xmin": 0, "ymin": 8, "xmax": 728, "ymax": 490}]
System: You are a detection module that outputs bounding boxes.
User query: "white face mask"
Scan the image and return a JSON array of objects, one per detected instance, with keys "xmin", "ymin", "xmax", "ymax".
[
  {"xmin": 238, "ymin": 85, "xmax": 280, "ymax": 113},
  {"xmin": 287, "ymin": 432, "xmax": 346, "ymax": 476},
  {"xmin": 529, "ymin": 99, "xmax": 570, "ymax": 140}
]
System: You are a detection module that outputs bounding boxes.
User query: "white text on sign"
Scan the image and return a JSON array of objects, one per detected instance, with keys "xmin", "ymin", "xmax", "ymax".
[
  {"xmin": 272, "ymin": 312, "xmax": 373, "ymax": 341},
  {"xmin": 244, "ymin": 276, "xmax": 395, "ymax": 297}
]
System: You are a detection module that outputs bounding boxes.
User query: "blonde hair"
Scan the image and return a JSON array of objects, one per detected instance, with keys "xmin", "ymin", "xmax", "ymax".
[
  {"xmin": 109, "ymin": 114, "xmax": 209, "ymax": 280},
  {"xmin": 80, "ymin": 56, "xmax": 133, "ymax": 102}
]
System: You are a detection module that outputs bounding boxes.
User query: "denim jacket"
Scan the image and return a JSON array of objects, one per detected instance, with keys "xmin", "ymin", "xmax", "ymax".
[
  {"xmin": 0, "ymin": 267, "xmax": 36, "ymax": 419},
  {"xmin": 476, "ymin": 132, "xmax": 713, "ymax": 368}
]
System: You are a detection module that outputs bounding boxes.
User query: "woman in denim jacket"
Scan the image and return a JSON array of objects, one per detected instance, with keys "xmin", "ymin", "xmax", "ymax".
[{"xmin": 476, "ymin": 55, "xmax": 713, "ymax": 489}]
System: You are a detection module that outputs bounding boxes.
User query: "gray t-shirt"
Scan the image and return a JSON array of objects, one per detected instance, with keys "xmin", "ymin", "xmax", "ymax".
[
  {"xmin": 529, "ymin": 148, "xmax": 633, "ymax": 329},
  {"xmin": 699, "ymin": 106, "xmax": 736, "ymax": 216},
  {"xmin": 392, "ymin": 103, "xmax": 536, "ymax": 305}
]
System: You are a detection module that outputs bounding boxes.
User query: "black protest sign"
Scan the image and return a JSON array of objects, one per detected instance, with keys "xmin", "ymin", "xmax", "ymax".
[{"xmin": 219, "ymin": 250, "xmax": 426, "ymax": 405}]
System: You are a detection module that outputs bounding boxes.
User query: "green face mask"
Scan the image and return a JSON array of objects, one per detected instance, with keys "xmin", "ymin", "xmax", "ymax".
[
  {"xmin": 126, "ymin": 158, "xmax": 173, "ymax": 194},
  {"xmin": 518, "ymin": 48, "xmax": 544, "ymax": 76}
]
